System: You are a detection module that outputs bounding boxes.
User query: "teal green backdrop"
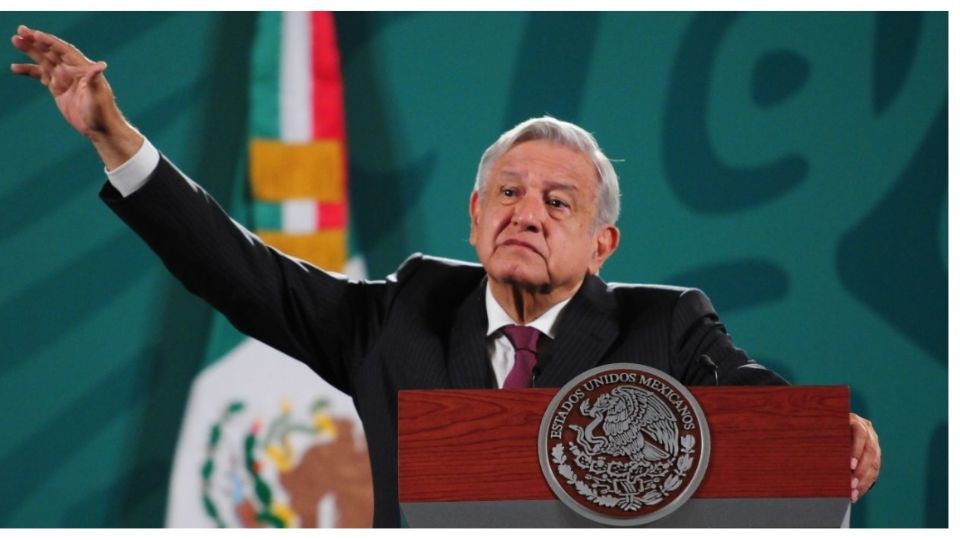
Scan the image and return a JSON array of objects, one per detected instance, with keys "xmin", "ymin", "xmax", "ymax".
[{"xmin": 0, "ymin": 12, "xmax": 947, "ymax": 527}]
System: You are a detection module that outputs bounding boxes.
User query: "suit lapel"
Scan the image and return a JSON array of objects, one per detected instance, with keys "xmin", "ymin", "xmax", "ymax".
[
  {"xmin": 535, "ymin": 274, "xmax": 619, "ymax": 388},
  {"xmin": 446, "ymin": 278, "xmax": 492, "ymax": 388}
]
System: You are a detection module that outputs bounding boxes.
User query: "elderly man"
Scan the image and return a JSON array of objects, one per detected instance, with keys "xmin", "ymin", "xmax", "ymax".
[{"xmin": 12, "ymin": 25, "xmax": 879, "ymax": 528}]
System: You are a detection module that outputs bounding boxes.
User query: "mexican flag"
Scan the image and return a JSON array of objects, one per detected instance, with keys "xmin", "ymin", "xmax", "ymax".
[{"xmin": 165, "ymin": 12, "xmax": 372, "ymax": 528}]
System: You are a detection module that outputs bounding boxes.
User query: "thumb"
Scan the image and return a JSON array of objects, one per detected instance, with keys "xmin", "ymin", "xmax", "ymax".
[{"xmin": 80, "ymin": 61, "xmax": 107, "ymax": 86}]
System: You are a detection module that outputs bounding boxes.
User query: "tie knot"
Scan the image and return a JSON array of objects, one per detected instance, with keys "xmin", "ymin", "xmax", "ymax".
[{"xmin": 502, "ymin": 325, "xmax": 540, "ymax": 353}]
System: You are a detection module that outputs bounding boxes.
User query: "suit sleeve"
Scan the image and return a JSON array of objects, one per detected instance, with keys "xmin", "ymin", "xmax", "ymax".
[
  {"xmin": 99, "ymin": 156, "xmax": 386, "ymax": 395},
  {"xmin": 669, "ymin": 288, "xmax": 788, "ymax": 386}
]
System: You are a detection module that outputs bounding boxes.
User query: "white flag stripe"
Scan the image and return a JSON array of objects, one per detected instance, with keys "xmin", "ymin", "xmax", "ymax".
[
  {"xmin": 282, "ymin": 199, "xmax": 317, "ymax": 233},
  {"xmin": 280, "ymin": 12, "xmax": 312, "ymax": 143}
]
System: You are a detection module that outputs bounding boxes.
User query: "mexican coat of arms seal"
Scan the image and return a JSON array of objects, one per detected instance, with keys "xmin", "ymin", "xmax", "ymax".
[{"xmin": 538, "ymin": 363, "xmax": 710, "ymax": 526}]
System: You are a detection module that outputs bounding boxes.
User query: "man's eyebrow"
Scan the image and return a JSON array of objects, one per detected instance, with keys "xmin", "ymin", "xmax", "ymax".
[
  {"xmin": 494, "ymin": 170, "xmax": 580, "ymax": 192},
  {"xmin": 497, "ymin": 169, "xmax": 580, "ymax": 191},
  {"xmin": 543, "ymin": 180, "xmax": 579, "ymax": 192}
]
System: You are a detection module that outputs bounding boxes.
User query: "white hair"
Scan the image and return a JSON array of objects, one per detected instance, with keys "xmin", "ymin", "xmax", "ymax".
[{"xmin": 473, "ymin": 116, "xmax": 620, "ymax": 228}]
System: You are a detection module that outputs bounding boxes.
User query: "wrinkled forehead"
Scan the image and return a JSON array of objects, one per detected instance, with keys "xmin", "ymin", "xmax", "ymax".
[{"xmin": 491, "ymin": 139, "xmax": 601, "ymax": 186}]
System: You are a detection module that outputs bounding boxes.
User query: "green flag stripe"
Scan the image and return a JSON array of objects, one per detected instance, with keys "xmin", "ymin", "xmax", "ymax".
[
  {"xmin": 249, "ymin": 12, "xmax": 282, "ymax": 139},
  {"xmin": 252, "ymin": 201, "xmax": 283, "ymax": 231}
]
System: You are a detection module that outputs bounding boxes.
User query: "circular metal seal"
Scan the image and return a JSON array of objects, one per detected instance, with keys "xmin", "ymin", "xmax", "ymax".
[{"xmin": 538, "ymin": 363, "xmax": 711, "ymax": 526}]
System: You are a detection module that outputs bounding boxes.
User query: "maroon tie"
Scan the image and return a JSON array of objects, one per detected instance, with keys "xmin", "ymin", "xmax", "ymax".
[{"xmin": 501, "ymin": 325, "xmax": 541, "ymax": 389}]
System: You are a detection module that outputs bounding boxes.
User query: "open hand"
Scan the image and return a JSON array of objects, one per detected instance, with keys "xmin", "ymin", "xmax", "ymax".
[
  {"xmin": 11, "ymin": 25, "xmax": 142, "ymax": 168},
  {"xmin": 11, "ymin": 25, "xmax": 120, "ymax": 139}
]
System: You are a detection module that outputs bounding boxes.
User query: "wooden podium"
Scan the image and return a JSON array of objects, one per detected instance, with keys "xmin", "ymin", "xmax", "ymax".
[{"xmin": 398, "ymin": 386, "xmax": 851, "ymax": 527}]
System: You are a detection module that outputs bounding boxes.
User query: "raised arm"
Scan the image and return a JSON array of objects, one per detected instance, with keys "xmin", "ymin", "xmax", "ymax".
[
  {"xmin": 12, "ymin": 25, "xmax": 388, "ymax": 395},
  {"xmin": 11, "ymin": 25, "xmax": 142, "ymax": 169}
]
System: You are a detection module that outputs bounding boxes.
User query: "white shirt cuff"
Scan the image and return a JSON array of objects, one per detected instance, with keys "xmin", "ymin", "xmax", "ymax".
[{"xmin": 105, "ymin": 138, "xmax": 161, "ymax": 197}]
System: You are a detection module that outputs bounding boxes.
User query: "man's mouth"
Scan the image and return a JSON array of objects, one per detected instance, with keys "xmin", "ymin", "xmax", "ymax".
[{"xmin": 500, "ymin": 239, "xmax": 541, "ymax": 255}]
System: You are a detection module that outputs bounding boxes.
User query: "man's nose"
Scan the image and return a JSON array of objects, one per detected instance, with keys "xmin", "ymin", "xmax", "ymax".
[{"xmin": 511, "ymin": 193, "xmax": 545, "ymax": 232}]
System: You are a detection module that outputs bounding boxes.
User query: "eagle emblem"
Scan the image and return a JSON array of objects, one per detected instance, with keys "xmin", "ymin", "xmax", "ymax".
[
  {"xmin": 571, "ymin": 386, "xmax": 678, "ymax": 464},
  {"xmin": 539, "ymin": 364, "xmax": 710, "ymax": 526}
]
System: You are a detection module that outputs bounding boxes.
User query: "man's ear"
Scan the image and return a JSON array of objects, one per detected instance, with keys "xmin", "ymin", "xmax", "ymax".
[
  {"xmin": 588, "ymin": 225, "xmax": 620, "ymax": 274},
  {"xmin": 469, "ymin": 191, "xmax": 480, "ymax": 246}
]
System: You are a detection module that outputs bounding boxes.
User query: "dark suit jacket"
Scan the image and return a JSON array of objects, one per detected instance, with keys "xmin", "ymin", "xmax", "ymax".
[{"xmin": 101, "ymin": 156, "xmax": 787, "ymax": 527}]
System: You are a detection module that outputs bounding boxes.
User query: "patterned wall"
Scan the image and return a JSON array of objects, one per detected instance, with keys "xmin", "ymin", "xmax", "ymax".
[{"xmin": 0, "ymin": 12, "xmax": 946, "ymax": 527}]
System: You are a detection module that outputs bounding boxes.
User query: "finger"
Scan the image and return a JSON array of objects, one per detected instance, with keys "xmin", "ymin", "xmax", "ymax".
[
  {"xmin": 849, "ymin": 414, "xmax": 868, "ymax": 464},
  {"xmin": 10, "ymin": 62, "xmax": 42, "ymax": 80},
  {"xmin": 14, "ymin": 26, "xmax": 49, "ymax": 53},
  {"xmin": 850, "ymin": 415, "xmax": 880, "ymax": 497},
  {"xmin": 853, "ymin": 432, "xmax": 879, "ymax": 474},
  {"xmin": 27, "ymin": 28, "xmax": 88, "ymax": 65},
  {"xmin": 36, "ymin": 54, "xmax": 55, "ymax": 85},
  {"xmin": 15, "ymin": 25, "xmax": 48, "ymax": 51},
  {"xmin": 15, "ymin": 29, "xmax": 83, "ymax": 72},
  {"xmin": 41, "ymin": 44, "xmax": 66, "ymax": 67},
  {"xmin": 13, "ymin": 26, "xmax": 75, "ymax": 67},
  {"xmin": 11, "ymin": 34, "xmax": 46, "ymax": 64},
  {"xmin": 853, "ymin": 443, "xmax": 880, "ymax": 492}
]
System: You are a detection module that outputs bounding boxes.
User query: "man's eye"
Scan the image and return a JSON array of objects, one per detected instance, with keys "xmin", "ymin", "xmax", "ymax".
[
  {"xmin": 501, "ymin": 188, "xmax": 517, "ymax": 197},
  {"xmin": 548, "ymin": 198, "xmax": 569, "ymax": 209}
]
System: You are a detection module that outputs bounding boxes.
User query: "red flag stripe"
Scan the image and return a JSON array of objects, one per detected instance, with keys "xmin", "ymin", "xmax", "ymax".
[
  {"xmin": 311, "ymin": 12, "xmax": 346, "ymax": 141},
  {"xmin": 316, "ymin": 202, "xmax": 347, "ymax": 229}
]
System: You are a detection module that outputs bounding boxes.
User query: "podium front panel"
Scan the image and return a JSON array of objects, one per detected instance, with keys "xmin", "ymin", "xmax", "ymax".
[{"xmin": 398, "ymin": 386, "xmax": 850, "ymax": 527}]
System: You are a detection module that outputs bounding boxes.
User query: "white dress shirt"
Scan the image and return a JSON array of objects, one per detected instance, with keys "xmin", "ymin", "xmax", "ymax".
[
  {"xmin": 485, "ymin": 285, "xmax": 570, "ymax": 388},
  {"xmin": 105, "ymin": 137, "xmax": 159, "ymax": 196}
]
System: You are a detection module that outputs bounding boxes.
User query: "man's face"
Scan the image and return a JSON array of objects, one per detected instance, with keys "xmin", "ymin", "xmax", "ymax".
[{"xmin": 469, "ymin": 139, "xmax": 619, "ymax": 295}]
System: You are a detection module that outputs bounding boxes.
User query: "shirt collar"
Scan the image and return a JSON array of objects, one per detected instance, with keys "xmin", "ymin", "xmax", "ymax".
[{"xmin": 484, "ymin": 283, "xmax": 572, "ymax": 339}]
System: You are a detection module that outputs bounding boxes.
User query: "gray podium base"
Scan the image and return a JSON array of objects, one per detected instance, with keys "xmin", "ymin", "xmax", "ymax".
[{"xmin": 401, "ymin": 498, "xmax": 851, "ymax": 528}]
